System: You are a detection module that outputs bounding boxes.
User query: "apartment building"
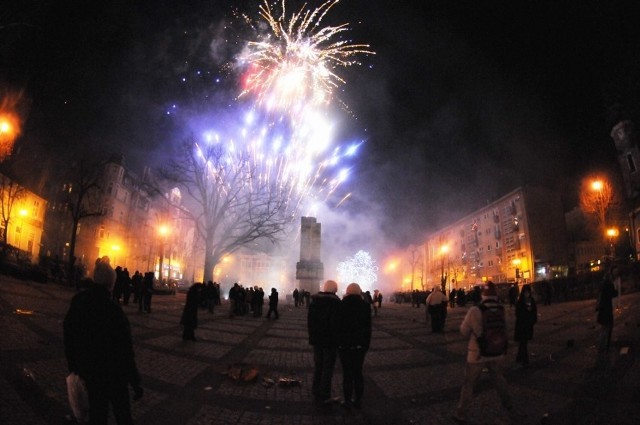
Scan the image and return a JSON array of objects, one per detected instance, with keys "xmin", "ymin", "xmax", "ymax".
[
  {"xmin": 43, "ymin": 155, "xmax": 194, "ymax": 279},
  {"xmin": 0, "ymin": 173, "xmax": 46, "ymax": 262},
  {"xmin": 421, "ymin": 186, "xmax": 569, "ymax": 290}
]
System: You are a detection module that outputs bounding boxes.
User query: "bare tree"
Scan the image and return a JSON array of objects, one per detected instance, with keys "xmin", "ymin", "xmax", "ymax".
[
  {"xmin": 0, "ymin": 173, "xmax": 25, "ymax": 247},
  {"xmin": 579, "ymin": 176, "xmax": 614, "ymax": 236},
  {"xmin": 62, "ymin": 161, "xmax": 104, "ymax": 274},
  {"xmin": 407, "ymin": 245, "xmax": 423, "ymax": 291},
  {"xmin": 161, "ymin": 137, "xmax": 295, "ymax": 282}
]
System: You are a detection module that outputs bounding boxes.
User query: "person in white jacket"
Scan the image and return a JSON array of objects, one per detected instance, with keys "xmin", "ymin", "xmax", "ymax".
[{"xmin": 453, "ymin": 281, "xmax": 513, "ymax": 424}]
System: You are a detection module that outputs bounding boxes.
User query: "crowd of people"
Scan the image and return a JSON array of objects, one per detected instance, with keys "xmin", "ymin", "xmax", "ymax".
[{"xmin": 62, "ymin": 256, "xmax": 621, "ymax": 424}]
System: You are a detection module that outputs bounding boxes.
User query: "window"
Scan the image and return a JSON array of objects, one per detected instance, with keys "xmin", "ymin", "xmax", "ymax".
[
  {"xmin": 487, "ymin": 244, "xmax": 491, "ymax": 251},
  {"xmin": 99, "ymin": 226, "xmax": 105, "ymax": 239}
]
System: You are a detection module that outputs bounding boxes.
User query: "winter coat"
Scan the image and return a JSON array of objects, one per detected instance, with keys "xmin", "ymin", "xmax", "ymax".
[
  {"xmin": 514, "ymin": 297, "xmax": 537, "ymax": 342},
  {"xmin": 307, "ymin": 292, "xmax": 342, "ymax": 347},
  {"xmin": 338, "ymin": 294, "xmax": 372, "ymax": 350},
  {"xmin": 181, "ymin": 284, "xmax": 201, "ymax": 329},
  {"xmin": 269, "ymin": 290, "xmax": 279, "ymax": 307},
  {"xmin": 63, "ymin": 284, "xmax": 140, "ymax": 386},
  {"xmin": 459, "ymin": 296, "xmax": 507, "ymax": 363},
  {"xmin": 597, "ymin": 280, "xmax": 618, "ymax": 326}
]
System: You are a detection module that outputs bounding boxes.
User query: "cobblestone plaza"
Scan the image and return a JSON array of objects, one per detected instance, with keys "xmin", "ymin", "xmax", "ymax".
[{"xmin": 1, "ymin": 276, "xmax": 639, "ymax": 425}]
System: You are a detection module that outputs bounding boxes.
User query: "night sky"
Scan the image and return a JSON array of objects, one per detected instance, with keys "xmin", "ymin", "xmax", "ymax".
[{"xmin": 2, "ymin": 0, "xmax": 640, "ymax": 248}]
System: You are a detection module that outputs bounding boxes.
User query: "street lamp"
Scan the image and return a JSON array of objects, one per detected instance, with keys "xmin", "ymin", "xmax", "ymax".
[
  {"xmin": 512, "ymin": 258, "xmax": 522, "ymax": 282},
  {"xmin": 606, "ymin": 227, "xmax": 619, "ymax": 261},
  {"xmin": 111, "ymin": 245, "xmax": 121, "ymax": 266}
]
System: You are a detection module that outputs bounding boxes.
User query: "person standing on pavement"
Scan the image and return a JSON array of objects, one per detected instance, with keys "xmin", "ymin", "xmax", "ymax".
[
  {"xmin": 596, "ymin": 268, "xmax": 618, "ymax": 353},
  {"xmin": 308, "ymin": 280, "xmax": 342, "ymax": 404},
  {"xmin": 426, "ymin": 286, "xmax": 447, "ymax": 333},
  {"xmin": 64, "ymin": 277, "xmax": 143, "ymax": 425},
  {"xmin": 453, "ymin": 281, "xmax": 514, "ymax": 424},
  {"xmin": 338, "ymin": 283, "xmax": 371, "ymax": 410},
  {"xmin": 266, "ymin": 287, "xmax": 279, "ymax": 319},
  {"xmin": 181, "ymin": 283, "xmax": 202, "ymax": 341},
  {"xmin": 514, "ymin": 284, "xmax": 537, "ymax": 367}
]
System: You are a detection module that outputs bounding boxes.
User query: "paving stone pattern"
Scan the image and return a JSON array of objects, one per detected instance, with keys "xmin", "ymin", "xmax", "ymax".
[{"xmin": 1, "ymin": 276, "xmax": 639, "ymax": 425}]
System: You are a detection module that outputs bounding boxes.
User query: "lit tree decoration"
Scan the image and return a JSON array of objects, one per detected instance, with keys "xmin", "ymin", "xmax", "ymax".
[{"xmin": 336, "ymin": 250, "xmax": 378, "ymax": 290}]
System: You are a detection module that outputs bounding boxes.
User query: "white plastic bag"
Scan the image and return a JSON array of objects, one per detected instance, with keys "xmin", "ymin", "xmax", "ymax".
[{"xmin": 66, "ymin": 373, "xmax": 89, "ymax": 423}]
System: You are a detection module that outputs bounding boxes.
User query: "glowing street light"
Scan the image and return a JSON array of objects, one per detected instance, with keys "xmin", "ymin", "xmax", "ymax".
[{"xmin": 606, "ymin": 227, "xmax": 619, "ymax": 260}]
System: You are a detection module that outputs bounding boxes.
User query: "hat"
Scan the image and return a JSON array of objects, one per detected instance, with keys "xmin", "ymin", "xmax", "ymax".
[
  {"xmin": 482, "ymin": 281, "xmax": 498, "ymax": 297},
  {"xmin": 322, "ymin": 280, "xmax": 338, "ymax": 293},
  {"xmin": 346, "ymin": 283, "xmax": 362, "ymax": 296}
]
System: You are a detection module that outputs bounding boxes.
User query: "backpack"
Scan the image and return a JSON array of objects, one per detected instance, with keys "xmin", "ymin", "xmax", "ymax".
[{"xmin": 477, "ymin": 302, "xmax": 508, "ymax": 357}]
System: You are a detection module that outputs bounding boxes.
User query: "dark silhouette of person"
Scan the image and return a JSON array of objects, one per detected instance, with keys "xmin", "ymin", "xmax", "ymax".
[
  {"xmin": 597, "ymin": 268, "xmax": 618, "ymax": 353},
  {"xmin": 266, "ymin": 287, "xmax": 279, "ymax": 319},
  {"xmin": 63, "ymin": 276, "xmax": 143, "ymax": 425},
  {"xmin": 293, "ymin": 288, "xmax": 300, "ymax": 307},
  {"xmin": 140, "ymin": 272, "xmax": 154, "ymax": 313},
  {"xmin": 122, "ymin": 268, "xmax": 132, "ymax": 305},
  {"xmin": 514, "ymin": 284, "xmax": 537, "ymax": 366},
  {"xmin": 181, "ymin": 283, "xmax": 202, "ymax": 341},
  {"xmin": 338, "ymin": 283, "xmax": 371, "ymax": 410},
  {"xmin": 204, "ymin": 281, "xmax": 215, "ymax": 314},
  {"xmin": 308, "ymin": 280, "xmax": 341, "ymax": 404}
]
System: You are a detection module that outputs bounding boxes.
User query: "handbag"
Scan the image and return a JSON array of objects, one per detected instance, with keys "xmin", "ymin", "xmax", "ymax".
[{"xmin": 66, "ymin": 373, "xmax": 89, "ymax": 423}]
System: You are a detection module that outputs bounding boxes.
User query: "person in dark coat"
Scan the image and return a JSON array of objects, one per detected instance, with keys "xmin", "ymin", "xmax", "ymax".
[
  {"xmin": 308, "ymin": 280, "xmax": 342, "ymax": 403},
  {"xmin": 266, "ymin": 287, "xmax": 279, "ymax": 319},
  {"xmin": 64, "ymin": 277, "xmax": 143, "ymax": 425},
  {"xmin": 338, "ymin": 283, "xmax": 371, "ymax": 410},
  {"xmin": 597, "ymin": 268, "xmax": 619, "ymax": 353},
  {"xmin": 514, "ymin": 284, "xmax": 537, "ymax": 366},
  {"xmin": 181, "ymin": 283, "xmax": 202, "ymax": 341}
]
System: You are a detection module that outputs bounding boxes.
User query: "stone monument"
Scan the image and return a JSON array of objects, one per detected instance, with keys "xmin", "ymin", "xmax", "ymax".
[{"xmin": 295, "ymin": 217, "xmax": 324, "ymax": 293}]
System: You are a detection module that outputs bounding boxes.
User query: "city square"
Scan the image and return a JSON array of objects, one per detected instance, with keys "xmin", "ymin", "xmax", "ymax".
[{"xmin": 1, "ymin": 276, "xmax": 639, "ymax": 425}]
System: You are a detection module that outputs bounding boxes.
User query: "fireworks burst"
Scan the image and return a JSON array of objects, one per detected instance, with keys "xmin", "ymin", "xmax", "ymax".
[
  {"xmin": 196, "ymin": 107, "xmax": 361, "ymax": 213},
  {"xmin": 239, "ymin": 0, "xmax": 374, "ymax": 114}
]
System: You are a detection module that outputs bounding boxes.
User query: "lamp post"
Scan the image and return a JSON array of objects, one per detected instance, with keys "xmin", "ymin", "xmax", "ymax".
[
  {"xmin": 512, "ymin": 258, "xmax": 522, "ymax": 282},
  {"xmin": 111, "ymin": 245, "xmax": 121, "ymax": 266},
  {"xmin": 591, "ymin": 180, "xmax": 607, "ymax": 230},
  {"xmin": 606, "ymin": 227, "xmax": 619, "ymax": 261}
]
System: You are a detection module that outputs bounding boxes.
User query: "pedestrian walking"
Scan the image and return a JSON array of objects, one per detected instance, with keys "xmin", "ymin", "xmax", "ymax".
[
  {"xmin": 63, "ymin": 277, "xmax": 143, "ymax": 425},
  {"xmin": 338, "ymin": 283, "xmax": 371, "ymax": 410},
  {"xmin": 266, "ymin": 287, "xmax": 279, "ymax": 319},
  {"xmin": 514, "ymin": 284, "xmax": 537, "ymax": 367},
  {"xmin": 308, "ymin": 280, "xmax": 342, "ymax": 404},
  {"xmin": 181, "ymin": 283, "xmax": 202, "ymax": 341},
  {"xmin": 453, "ymin": 281, "xmax": 514, "ymax": 424},
  {"xmin": 426, "ymin": 286, "xmax": 447, "ymax": 333}
]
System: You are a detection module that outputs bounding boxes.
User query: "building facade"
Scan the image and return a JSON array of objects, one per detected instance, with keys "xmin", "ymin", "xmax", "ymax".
[
  {"xmin": 421, "ymin": 186, "xmax": 569, "ymax": 290},
  {"xmin": 42, "ymin": 155, "xmax": 194, "ymax": 279},
  {"xmin": 0, "ymin": 173, "xmax": 46, "ymax": 262}
]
